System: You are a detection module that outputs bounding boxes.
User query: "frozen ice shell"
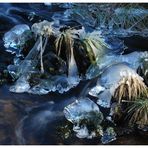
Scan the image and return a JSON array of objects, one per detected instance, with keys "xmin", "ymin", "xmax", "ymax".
[
  {"xmin": 64, "ymin": 98, "xmax": 104, "ymax": 139},
  {"xmin": 86, "ymin": 51, "xmax": 148, "ymax": 79},
  {"xmin": 3, "ymin": 24, "xmax": 30, "ymax": 50},
  {"xmin": 90, "ymin": 63, "xmax": 145, "ymax": 108},
  {"xmin": 8, "ymin": 60, "xmax": 37, "ymax": 80},
  {"xmin": 89, "ymin": 85, "xmax": 105, "ymax": 97},
  {"xmin": 64, "ymin": 97, "xmax": 102, "ymax": 124}
]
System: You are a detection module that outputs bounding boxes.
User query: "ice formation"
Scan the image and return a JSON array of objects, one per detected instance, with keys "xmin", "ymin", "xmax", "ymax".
[
  {"xmin": 6, "ymin": 20, "xmax": 83, "ymax": 94},
  {"xmin": 86, "ymin": 51, "xmax": 148, "ymax": 79},
  {"xmin": 28, "ymin": 75, "xmax": 80, "ymax": 95},
  {"xmin": 10, "ymin": 74, "xmax": 80, "ymax": 94},
  {"xmin": 70, "ymin": 4, "xmax": 148, "ymax": 37},
  {"xmin": 3, "ymin": 24, "xmax": 31, "ymax": 55},
  {"xmin": 89, "ymin": 63, "xmax": 146, "ymax": 108},
  {"xmin": 64, "ymin": 98, "xmax": 104, "ymax": 139},
  {"xmin": 89, "ymin": 85, "xmax": 105, "ymax": 98}
]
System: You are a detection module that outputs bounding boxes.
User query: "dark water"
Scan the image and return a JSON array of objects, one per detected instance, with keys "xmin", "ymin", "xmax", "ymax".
[{"xmin": 0, "ymin": 3, "xmax": 148, "ymax": 145}]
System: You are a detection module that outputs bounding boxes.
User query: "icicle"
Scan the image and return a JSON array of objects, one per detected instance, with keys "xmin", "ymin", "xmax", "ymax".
[
  {"xmin": 40, "ymin": 36, "xmax": 44, "ymax": 73},
  {"xmin": 68, "ymin": 46, "xmax": 78, "ymax": 78}
]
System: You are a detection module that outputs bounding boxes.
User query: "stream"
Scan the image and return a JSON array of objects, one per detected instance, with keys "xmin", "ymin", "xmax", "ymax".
[{"xmin": 0, "ymin": 3, "xmax": 148, "ymax": 145}]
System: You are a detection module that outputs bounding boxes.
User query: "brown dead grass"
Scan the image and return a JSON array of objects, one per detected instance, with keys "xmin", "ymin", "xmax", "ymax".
[{"xmin": 114, "ymin": 75, "xmax": 148, "ymax": 103}]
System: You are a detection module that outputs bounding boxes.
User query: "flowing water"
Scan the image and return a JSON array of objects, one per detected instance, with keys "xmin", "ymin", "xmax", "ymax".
[{"xmin": 0, "ymin": 3, "xmax": 148, "ymax": 145}]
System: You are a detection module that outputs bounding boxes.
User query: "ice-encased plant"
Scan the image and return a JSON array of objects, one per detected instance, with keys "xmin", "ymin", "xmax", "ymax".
[
  {"xmin": 89, "ymin": 63, "xmax": 148, "ymax": 108},
  {"xmin": 55, "ymin": 27, "xmax": 78, "ymax": 77},
  {"xmin": 55, "ymin": 26, "xmax": 108, "ymax": 77},
  {"xmin": 63, "ymin": 97, "xmax": 117, "ymax": 143},
  {"xmin": 6, "ymin": 19, "xmax": 110, "ymax": 95},
  {"xmin": 31, "ymin": 20, "xmax": 54, "ymax": 73},
  {"xmin": 114, "ymin": 75, "xmax": 148, "ymax": 103},
  {"xmin": 80, "ymin": 31, "xmax": 109, "ymax": 64},
  {"xmin": 5, "ymin": 21, "xmax": 54, "ymax": 79}
]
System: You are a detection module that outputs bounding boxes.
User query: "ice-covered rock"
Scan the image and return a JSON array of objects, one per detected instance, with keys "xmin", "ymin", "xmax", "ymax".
[
  {"xmin": 99, "ymin": 63, "xmax": 141, "ymax": 89},
  {"xmin": 89, "ymin": 63, "xmax": 145, "ymax": 108},
  {"xmin": 86, "ymin": 51, "xmax": 148, "ymax": 79},
  {"xmin": 64, "ymin": 98, "xmax": 103, "ymax": 139},
  {"xmin": 64, "ymin": 98, "xmax": 103, "ymax": 123},
  {"xmin": 3, "ymin": 24, "xmax": 31, "ymax": 52},
  {"xmin": 117, "ymin": 51, "xmax": 148, "ymax": 70}
]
